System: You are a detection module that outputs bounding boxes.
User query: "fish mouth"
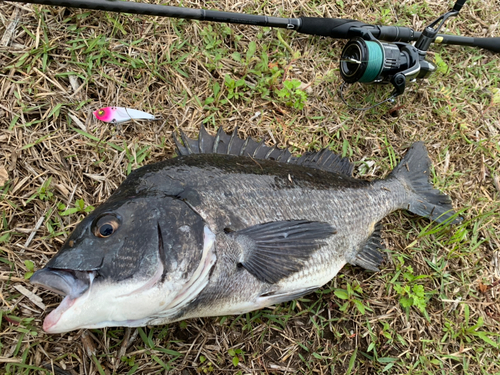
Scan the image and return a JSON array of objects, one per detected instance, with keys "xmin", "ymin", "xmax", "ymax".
[{"xmin": 30, "ymin": 268, "xmax": 95, "ymax": 332}]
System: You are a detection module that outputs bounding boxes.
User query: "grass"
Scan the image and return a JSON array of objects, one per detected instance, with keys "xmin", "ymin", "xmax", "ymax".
[{"xmin": 1, "ymin": 0, "xmax": 499, "ymax": 374}]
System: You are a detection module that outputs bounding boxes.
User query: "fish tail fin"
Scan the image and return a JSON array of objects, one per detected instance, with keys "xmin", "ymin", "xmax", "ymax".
[{"xmin": 389, "ymin": 142, "xmax": 461, "ymax": 224}]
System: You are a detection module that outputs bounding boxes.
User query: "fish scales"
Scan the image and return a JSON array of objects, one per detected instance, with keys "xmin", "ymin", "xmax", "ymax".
[
  {"xmin": 29, "ymin": 128, "xmax": 460, "ymax": 333},
  {"xmin": 146, "ymin": 159, "xmax": 403, "ymax": 322},
  {"xmin": 144, "ymin": 156, "xmax": 401, "ymax": 231}
]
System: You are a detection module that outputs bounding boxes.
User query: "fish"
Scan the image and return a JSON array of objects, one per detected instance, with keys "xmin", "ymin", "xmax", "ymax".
[
  {"xmin": 30, "ymin": 127, "xmax": 460, "ymax": 334},
  {"xmin": 93, "ymin": 107, "xmax": 157, "ymax": 124}
]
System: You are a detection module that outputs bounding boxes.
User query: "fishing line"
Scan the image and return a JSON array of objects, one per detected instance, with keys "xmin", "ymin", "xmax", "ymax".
[{"xmin": 338, "ymin": 82, "xmax": 397, "ymax": 111}]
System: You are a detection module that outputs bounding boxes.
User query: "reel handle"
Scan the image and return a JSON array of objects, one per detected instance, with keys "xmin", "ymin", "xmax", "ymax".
[{"xmin": 453, "ymin": 0, "xmax": 467, "ymax": 12}]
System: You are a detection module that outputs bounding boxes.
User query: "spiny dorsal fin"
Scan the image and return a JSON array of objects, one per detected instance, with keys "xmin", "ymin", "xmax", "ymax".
[
  {"xmin": 199, "ymin": 125, "xmax": 215, "ymax": 153},
  {"xmin": 175, "ymin": 126, "xmax": 354, "ymax": 176}
]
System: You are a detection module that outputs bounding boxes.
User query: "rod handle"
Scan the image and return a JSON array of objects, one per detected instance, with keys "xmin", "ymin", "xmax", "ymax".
[
  {"xmin": 470, "ymin": 37, "xmax": 500, "ymax": 53},
  {"xmin": 298, "ymin": 17, "xmax": 367, "ymax": 38},
  {"xmin": 435, "ymin": 34, "xmax": 500, "ymax": 53},
  {"xmin": 298, "ymin": 18, "xmax": 418, "ymax": 42}
]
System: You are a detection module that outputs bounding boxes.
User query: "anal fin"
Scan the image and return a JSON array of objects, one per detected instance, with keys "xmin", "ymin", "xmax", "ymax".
[{"xmin": 352, "ymin": 222, "xmax": 385, "ymax": 271}]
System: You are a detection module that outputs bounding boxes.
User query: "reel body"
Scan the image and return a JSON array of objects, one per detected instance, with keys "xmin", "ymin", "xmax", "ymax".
[
  {"xmin": 338, "ymin": 1, "xmax": 467, "ymax": 107},
  {"xmin": 340, "ymin": 37, "xmax": 435, "ymax": 98},
  {"xmin": 340, "ymin": 38, "xmax": 437, "ymax": 83}
]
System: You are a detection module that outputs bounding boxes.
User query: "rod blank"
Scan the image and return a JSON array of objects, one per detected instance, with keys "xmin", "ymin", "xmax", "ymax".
[{"xmin": 3, "ymin": 0, "xmax": 499, "ymax": 53}]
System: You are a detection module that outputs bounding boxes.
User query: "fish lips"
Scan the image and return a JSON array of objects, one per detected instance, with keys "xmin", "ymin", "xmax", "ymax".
[
  {"xmin": 31, "ymin": 268, "xmax": 96, "ymax": 333},
  {"xmin": 30, "ymin": 268, "xmax": 94, "ymax": 299}
]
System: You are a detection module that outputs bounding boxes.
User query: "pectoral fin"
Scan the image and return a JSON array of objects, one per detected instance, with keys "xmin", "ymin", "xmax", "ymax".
[{"xmin": 232, "ymin": 220, "xmax": 336, "ymax": 284}]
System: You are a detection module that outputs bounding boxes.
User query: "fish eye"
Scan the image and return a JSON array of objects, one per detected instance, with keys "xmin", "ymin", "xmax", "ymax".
[
  {"xmin": 99, "ymin": 224, "xmax": 114, "ymax": 237},
  {"xmin": 98, "ymin": 110, "xmax": 105, "ymax": 116},
  {"xmin": 92, "ymin": 214, "xmax": 120, "ymax": 238}
]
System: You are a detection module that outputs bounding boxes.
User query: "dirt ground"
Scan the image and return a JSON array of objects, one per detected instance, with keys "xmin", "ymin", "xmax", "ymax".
[{"xmin": 1, "ymin": 0, "xmax": 499, "ymax": 374}]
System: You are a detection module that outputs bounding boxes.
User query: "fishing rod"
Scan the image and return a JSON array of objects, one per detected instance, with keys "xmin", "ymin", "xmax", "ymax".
[
  {"xmin": 5, "ymin": 0, "xmax": 500, "ymax": 107},
  {"xmin": 5, "ymin": 0, "xmax": 498, "ymax": 52}
]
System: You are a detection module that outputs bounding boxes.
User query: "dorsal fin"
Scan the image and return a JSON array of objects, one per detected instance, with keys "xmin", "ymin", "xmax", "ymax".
[{"xmin": 174, "ymin": 126, "xmax": 354, "ymax": 176}]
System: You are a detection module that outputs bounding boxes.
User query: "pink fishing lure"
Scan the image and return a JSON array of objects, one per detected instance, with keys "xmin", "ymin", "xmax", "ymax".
[{"xmin": 93, "ymin": 107, "xmax": 156, "ymax": 124}]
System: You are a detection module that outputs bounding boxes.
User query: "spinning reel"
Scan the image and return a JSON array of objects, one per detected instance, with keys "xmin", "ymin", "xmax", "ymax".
[{"xmin": 339, "ymin": 0, "xmax": 469, "ymax": 109}]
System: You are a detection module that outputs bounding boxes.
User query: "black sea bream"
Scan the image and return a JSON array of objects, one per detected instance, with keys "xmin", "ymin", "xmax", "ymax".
[{"xmin": 31, "ymin": 127, "xmax": 460, "ymax": 333}]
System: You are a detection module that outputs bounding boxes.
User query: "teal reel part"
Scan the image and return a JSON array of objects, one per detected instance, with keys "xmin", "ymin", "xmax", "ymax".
[{"xmin": 340, "ymin": 38, "xmax": 386, "ymax": 83}]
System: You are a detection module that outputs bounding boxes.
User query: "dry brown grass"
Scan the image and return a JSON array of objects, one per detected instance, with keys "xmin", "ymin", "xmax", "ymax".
[{"xmin": 1, "ymin": 0, "xmax": 499, "ymax": 374}]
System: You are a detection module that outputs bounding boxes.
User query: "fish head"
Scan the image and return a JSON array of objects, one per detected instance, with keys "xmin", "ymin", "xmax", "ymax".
[
  {"xmin": 93, "ymin": 107, "xmax": 116, "ymax": 123},
  {"xmin": 31, "ymin": 194, "xmax": 213, "ymax": 333}
]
